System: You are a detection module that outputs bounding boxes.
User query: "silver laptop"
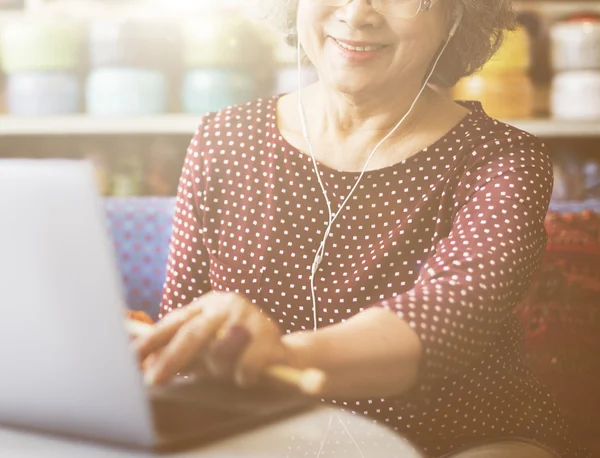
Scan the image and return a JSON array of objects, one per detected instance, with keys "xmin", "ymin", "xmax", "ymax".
[{"xmin": 0, "ymin": 159, "xmax": 310, "ymax": 451}]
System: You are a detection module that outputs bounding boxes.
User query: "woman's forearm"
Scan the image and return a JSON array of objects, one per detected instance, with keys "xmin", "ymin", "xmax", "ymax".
[{"xmin": 281, "ymin": 307, "xmax": 423, "ymax": 398}]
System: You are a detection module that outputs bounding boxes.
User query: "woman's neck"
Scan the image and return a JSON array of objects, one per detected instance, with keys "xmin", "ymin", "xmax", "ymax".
[
  {"xmin": 295, "ymin": 80, "xmax": 437, "ymax": 170},
  {"xmin": 314, "ymin": 79, "xmax": 426, "ymax": 139},
  {"xmin": 277, "ymin": 80, "xmax": 468, "ymax": 172}
]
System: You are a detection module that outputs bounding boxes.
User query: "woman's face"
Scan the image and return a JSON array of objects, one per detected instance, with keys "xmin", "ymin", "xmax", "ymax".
[{"xmin": 296, "ymin": 0, "xmax": 449, "ymax": 96}]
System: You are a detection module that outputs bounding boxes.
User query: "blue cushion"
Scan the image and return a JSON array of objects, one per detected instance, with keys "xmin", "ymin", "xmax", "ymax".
[
  {"xmin": 101, "ymin": 196, "xmax": 600, "ymax": 321},
  {"xmin": 104, "ymin": 197, "xmax": 175, "ymax": 319}
]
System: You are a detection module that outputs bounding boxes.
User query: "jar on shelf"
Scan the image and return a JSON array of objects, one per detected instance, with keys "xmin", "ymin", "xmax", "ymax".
[
  {"xmin": 551, "ymin": 70, "xmax": 600, "ymax": 120},
  {"xmin": 453, "ymin": 26, "xmax": 534, "ymax": 119},
  {"xmin": 180, "ymin": 10, "xmax": 272, "ymax": 113},
  {"xmin": 6, "ymin": 72, "xmax": 80, "ymax": 116},
  {"xmin": 181, "ymin": 68, "xmax": 255, "ymax": 114},
  {"xmin": 89, "ymin": 18, "xmax": 180, "ymax": 70},
  {"xmin": 86, "ymin": 68, "xmax": 167, "ymax": 117},
  {"xmin": 477, "ymin": 26, "xmax": 531, "ymax": 76},
  {"xmin": 453, "ymin": 72, "xmax": 534, "ymax": 119},
  {"xmin": 0, "ymin": 18, "xmax": 83, "ymax": 116},
  {"xmin": 0, "ymin": 18, "xmax": 82, "ymax": 73},
  {"xmin": 518, "ymin": 11, "xmax": 553, "ymax": 118},
  {"xmin": 87, "ymin": 18, "xmax": 181, "ymax": 115},
  {"xmin": 550, "ymin": 16, "xmax": 600, "ymax": 72},
  {"xmin": 182, "ymin": 12, "xmax": 264, "ymax": 69}
]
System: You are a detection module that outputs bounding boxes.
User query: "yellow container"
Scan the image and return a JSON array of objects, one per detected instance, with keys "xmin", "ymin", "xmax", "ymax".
[
  {"xmin": 0, "ymin": 18, "xmax": 83, "ymax": 73},
  {"xmin": 453, "ymin": 72, "xmax": 534, "ymax": 119},
  {"xmin": 477, "ymin": 27, "xmax": 531, "ymax": 75}
]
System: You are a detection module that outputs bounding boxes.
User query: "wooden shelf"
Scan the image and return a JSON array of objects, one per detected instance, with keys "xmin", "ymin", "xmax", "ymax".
[
  {"xmin": 505, "ymin": 119, "xmax": 600, "ymax": 138},
  {"xmin": 514, "ymin": 0, "xmax": 600, "ymax": 18},
  {"xmin": 0, "ymin": 115, "xmax": 202, "ymax": 136},
  {"xmin": 0, "ymin": 115, "xmax": 599, "ymax": 139}
]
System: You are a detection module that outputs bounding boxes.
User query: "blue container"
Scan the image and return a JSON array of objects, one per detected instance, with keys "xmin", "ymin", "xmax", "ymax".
[
  {"xmin": 6, "ymin": 71, "xmax": 80, "ymax": 116},
  {"xmin": 275, "ymin": 66, "xmax": 319, "ymax": 95},
  {"xmin": 86, "ymin": 68, "xmax": 167, "ymax": 116},
  {"xmin": 182, "ymin": 69, "xmax": 255, "ymax": 114}
]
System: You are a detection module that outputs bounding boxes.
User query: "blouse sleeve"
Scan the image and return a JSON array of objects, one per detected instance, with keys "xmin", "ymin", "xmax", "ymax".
[
  {"xmin": 159, "ymin": 120, "xmax": 212, "ymax": 319},
  {"xmin": 375, "ymin": 137, "xmax": 553, "ymax": 389}
]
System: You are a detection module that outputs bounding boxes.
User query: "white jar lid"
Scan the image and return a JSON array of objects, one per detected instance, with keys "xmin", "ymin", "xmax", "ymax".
[
  {"xmin": 552, "ymin": 70, "xmax": 600, "ymax": 119},
  {"xmin": 552, "ymin": 19, "xmax": 600, "ymax": 36},
  {"xmin": 554, "ymin": 70, "xmax": 600, "ymax": 87}
]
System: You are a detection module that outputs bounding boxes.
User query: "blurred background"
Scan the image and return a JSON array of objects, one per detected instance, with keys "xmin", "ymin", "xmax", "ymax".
[{"xmin": 0, "ymin": 0, "xmax": 599, "ymax": 201}]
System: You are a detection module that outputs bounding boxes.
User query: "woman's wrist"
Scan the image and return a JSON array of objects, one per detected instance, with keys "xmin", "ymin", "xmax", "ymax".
[
  {"xmin": 281, "ymin": 330, "xmax": 325, "ymax": 370},
  {"xmin": 278, "ymin": 308, "xmax": 424, "ymax": 398}
]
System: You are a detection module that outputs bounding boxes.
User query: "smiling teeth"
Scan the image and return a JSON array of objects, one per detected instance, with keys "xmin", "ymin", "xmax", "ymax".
[{"xmin": 335, "ymin": 40, "xmax": 384, "ymax": 52}]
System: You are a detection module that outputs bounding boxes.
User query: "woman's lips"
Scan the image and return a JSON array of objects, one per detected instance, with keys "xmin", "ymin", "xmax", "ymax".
[{"xmin": 331, "ymin": 37, "xmax": 388, "ymax": 62}]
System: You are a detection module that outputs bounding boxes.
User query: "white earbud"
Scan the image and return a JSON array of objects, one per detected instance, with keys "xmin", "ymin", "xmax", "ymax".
[
  {"xmin": 297, "ymin": 41, "xmax": 310, "ymax": 139},
  {"xmin": 449, "ymin": 7, "xmax": 463, "ymax": 38}
]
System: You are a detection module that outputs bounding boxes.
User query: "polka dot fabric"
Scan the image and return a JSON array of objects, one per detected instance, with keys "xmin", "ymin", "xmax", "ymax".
[
  {"xmin": 160, "ymin": 96, "xmax": 588, "ymax": 458},
  {"xmin": 104, "ymin": 197, "xmax": 175, "ymax": 319}
]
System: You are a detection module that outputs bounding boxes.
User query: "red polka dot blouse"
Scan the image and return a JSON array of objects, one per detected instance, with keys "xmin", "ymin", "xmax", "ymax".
[{"xmin": 160, "ymin": 96, "xmax": 586, "ymax": 457}]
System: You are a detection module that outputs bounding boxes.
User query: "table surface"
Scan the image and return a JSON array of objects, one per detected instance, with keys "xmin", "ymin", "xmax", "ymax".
[{"xmin": 0, "ymin": 407, "xmax": 424, "ymax": 458}]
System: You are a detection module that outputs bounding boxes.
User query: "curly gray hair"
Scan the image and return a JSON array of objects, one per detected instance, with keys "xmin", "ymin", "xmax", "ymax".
[{"xmin": 256, "ymin": 0, "xmax": 516, "ymax": 87}]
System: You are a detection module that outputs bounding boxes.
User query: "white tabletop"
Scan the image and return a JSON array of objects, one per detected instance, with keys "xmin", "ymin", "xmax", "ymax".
[{"xmin": 0, "ymin": 407, "xmax": 423, "ymax": 458}]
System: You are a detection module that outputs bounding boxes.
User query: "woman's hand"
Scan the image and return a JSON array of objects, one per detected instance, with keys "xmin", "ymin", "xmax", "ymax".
[{"xmin": 135, "ymin": 291, "xmax": 291, "ymax": 387}]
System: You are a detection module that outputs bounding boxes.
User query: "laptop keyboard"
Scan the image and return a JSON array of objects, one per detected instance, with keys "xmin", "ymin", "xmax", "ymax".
[
  {"xmin": 152, "ymin": 378, "xmax": 306, "ymax": 411},
  {"xmin": 152, "ymin": 396, "xmax": 245, "ymax": 435},
  {"xmin": 149, "ymin": 377, "xmax": 310, "ymax": 435}
]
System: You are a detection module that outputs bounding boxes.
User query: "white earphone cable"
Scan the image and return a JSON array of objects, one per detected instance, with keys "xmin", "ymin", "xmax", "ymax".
[
  {"xmin": 296, "ymin": 11, "xmax": 462, "ymax": 458},
  {"xmin": 297, "ymin": 41, "xmax": 334, "ymax": 332}
]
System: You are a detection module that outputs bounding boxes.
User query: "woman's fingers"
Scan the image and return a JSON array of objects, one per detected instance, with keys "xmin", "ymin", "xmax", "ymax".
[
  {"xmin": 234, "ymin": 314, "xmax": 287, "ymax": 387},
  {"xmin": 144, "ymin": 310, "xmax": 227, "ymax": 385},
  {"xmin": 205, "ymin": 324, "xmax": 253, "ymax": 378},
  {"xmin": 135, "ymin": 304, "xmax": 201, "ymax": 361},
  {"xmin": 138, "ymin": 292, "xmax": 280, "ymax": 387},
  {"xmin": 203, "ymin": 304, "xmax": 251, "ymax": 377}
]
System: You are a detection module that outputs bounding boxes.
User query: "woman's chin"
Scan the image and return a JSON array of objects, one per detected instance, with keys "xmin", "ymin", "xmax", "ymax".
[{"xmin": 325, "ymin": 76, "xmax": 382, "ymax": 97}]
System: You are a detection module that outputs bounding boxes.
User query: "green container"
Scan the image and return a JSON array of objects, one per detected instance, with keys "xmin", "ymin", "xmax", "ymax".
[
  {"xmin": 183, "ymin": 12, "xmax": 264, "ymax": 69},
  {"xmin": 0, "ymin": 19, "xmax": 82, "ymax": 73}
]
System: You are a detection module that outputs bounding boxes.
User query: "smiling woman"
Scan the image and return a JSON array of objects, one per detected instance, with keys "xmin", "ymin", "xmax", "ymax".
[
  {"xmin": 142, "ymin": 1, "xmax": 589, "ymax": 457},
  {"xmin": 258, "ymin": 0, "xmax": 516, "ymax": 87}
]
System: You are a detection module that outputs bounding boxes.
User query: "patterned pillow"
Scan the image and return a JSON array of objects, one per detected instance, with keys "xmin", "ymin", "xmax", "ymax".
[
  {"xmin": 516, "ymin": 206, "xmax": 600, "ymax": 450},
  {"xmin": 104, "ymin": 197, "xmax": 175, "ymax": 319}
]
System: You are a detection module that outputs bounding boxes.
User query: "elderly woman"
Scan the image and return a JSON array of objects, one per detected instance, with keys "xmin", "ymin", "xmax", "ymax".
[{"xmin": 135, "ymin": 0, "xmax": 587, "ymax": 457}]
